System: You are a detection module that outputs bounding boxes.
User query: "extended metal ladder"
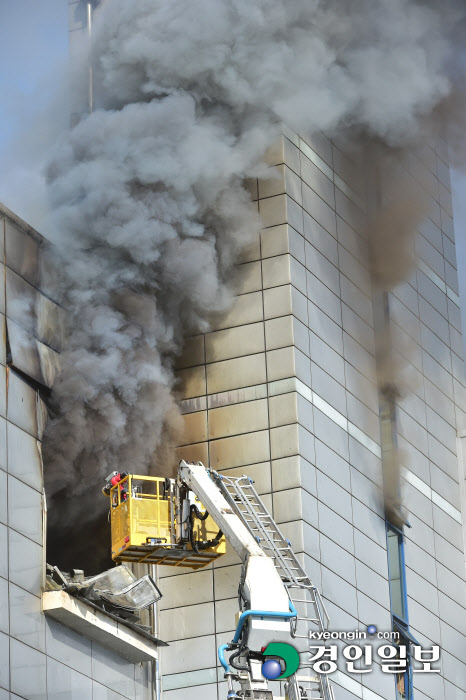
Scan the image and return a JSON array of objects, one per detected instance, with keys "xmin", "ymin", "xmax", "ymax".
[{"xmin": 212, "ymin": 472, "xmax": 335, "ymax": 700}]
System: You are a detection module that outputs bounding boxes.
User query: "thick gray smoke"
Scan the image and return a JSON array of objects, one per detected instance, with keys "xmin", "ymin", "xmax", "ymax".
[{"xmin": 43, "ymin": 0, "xmax": 465, "ymax": 562}]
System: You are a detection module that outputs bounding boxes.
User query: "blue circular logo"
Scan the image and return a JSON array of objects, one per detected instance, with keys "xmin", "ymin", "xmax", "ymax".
[
  {"xmin": 367, "ymin": 625, "xmax": 377, "ymax": 635},
  {"xmin": 261, "ymin": 659, "xmax": 282, "ymax": 680}
]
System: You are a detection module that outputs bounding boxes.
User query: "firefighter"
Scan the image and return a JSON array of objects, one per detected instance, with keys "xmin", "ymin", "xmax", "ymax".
[{"xmin": 103, "ymin": 471, "xmax": 129, "ymax": 506}]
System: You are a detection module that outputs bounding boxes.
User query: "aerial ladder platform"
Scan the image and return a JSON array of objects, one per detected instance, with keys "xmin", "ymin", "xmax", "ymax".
[{"xmin": 104, "ymin": 462, "xmax": 334, "ymax": 700}]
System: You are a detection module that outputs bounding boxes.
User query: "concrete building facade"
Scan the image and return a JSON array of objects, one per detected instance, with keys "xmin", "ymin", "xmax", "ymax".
[
  {"xmin": 159, "ymin": 128, "xmax": 466, "ymax": 700},
  {"xmin": 0, "ymin": 204, "xmax": 157, "ymax": 700}
]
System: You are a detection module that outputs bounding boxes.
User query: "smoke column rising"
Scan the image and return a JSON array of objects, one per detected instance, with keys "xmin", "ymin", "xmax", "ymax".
[{"xmin": 42, "ymin": 0, "xmax": 465, "ymax": 567}]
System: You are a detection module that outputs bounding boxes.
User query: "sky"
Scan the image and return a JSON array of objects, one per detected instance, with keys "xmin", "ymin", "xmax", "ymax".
[
  {"xmin": 0, "ymin": 0, "xmax": 69, "ymax": 226},
  {"xmin": 1, "ymin": 0, "xmax": 466, "ymax": 349},
  {"xmin": 0, "ymin": 1, "xmax": 67, "ymax": 140}
]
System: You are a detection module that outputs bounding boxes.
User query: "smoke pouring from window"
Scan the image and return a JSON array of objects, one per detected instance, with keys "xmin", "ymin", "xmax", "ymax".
[{"xmin": 42, "ymin": 0, "xmax": 466, "ymax": 570}]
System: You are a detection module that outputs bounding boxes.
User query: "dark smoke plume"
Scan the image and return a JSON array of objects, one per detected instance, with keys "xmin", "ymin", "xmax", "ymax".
[
  {"xmin": 364, "ymin": 143, "xmax": 427, "ymax": 527},
  {"xmin": 42, "ymin": 0, "xmax": 466, "ymax": 569}
]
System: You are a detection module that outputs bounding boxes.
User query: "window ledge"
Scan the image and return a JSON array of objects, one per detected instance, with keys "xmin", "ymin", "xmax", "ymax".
[{"xmin": 42, "ymin": 589, "xmax": 164, "ymax": 663}]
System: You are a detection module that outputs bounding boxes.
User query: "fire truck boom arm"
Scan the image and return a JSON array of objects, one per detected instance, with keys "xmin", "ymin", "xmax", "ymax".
[
  {"xmin": 178, "ymin": 461, "xmax": 293, "ymax": 657},
  {"xmin": 178, "ymin": 461, "xmax": 265, "ymax": 561}
]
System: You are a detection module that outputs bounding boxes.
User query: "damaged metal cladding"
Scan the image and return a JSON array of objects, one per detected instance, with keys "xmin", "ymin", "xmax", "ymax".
[
  {"xmin": 46, "ymin": 558, "xmax": 164, "ymax": 659},
  {"xmin": 46, "ymin": 563, "xmax": 162, "ymax": 632},
  {"xmin": 4, "ymin": 215, "xmax": 58, "ymax": 300},
  {"xmin": 6, "ymin": 364, "xmax": 49, "ymax": 441},
  {"xmin": 3, "ymin": 212, "xmax": 64, "ymax": 391},
  {"xmin": 1, "ymin": 206, "xmax": 61, "ymax": 477},
  {"xmin": 7, "ymin": 319, "xmax": 61, "ymax": 389},
  {"xmin": 43, "ymin": 562, "xmax": 165, "ymax": 665}
]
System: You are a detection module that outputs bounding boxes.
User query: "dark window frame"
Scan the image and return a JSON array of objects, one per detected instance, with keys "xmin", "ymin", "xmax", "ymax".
[{"xmin": 386, "ymin": 521, "xmax": 414, "ymax": 700}]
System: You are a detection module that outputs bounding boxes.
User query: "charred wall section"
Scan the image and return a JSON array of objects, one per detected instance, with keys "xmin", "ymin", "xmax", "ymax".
[
  {"xmin": 0, "ymin": 204, "xmax": 103, "ymax": 574},
  {"xmin": 0, "ymin": 204, "xmax": 153, "ymax": 698}
]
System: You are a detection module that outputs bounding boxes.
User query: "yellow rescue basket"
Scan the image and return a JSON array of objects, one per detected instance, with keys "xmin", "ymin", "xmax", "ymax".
[{"xmin": 108, "ymin": 474, "xmax": 226, "ymax": 569}]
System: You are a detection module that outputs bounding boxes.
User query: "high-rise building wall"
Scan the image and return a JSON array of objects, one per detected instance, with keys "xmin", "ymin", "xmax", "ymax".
[
  {"xmin": 0, "ymin": 204, "xmax": 156, "ymax": 699},
  {"xmin": 158, "ymin": 128, "xmax": 466, "ymax": 700}
]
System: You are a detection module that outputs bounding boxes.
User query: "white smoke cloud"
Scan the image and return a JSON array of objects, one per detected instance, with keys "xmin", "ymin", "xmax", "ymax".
[
  {"xmin": 91, "ymin": 0, "xmax": 457, "ymax": 139},
  {"xmin": 42, "ymin": 0, "xmax": 465, "ymax": 557}
]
